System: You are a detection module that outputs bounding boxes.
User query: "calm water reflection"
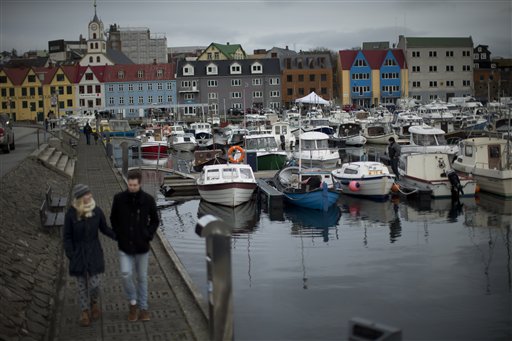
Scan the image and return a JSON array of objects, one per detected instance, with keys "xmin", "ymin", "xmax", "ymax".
[{"xmin": 159, "ymin": 193, "xmax": 512, "ymax": 340}]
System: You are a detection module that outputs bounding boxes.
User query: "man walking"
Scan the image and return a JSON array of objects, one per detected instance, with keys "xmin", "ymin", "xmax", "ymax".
[
  {"xmin": 84, "ymin": 122, "xmax": 93, "ymax": 145},
  {"xmin": 388, "ymin": 137, "xmax": 401, "ymax": 179},
  {"xmin": 110, "ymin": 170, "xmax": 159, "ymax": 322}
]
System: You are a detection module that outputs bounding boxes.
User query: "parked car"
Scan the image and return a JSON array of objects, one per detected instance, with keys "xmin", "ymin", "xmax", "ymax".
[
  {"xmin": 0, "ymin": 114, "xmax": 15, "ymax": 153},
  {"xmin": 228, "ymin": 108, "xmax": 244, "ymax": 116}
]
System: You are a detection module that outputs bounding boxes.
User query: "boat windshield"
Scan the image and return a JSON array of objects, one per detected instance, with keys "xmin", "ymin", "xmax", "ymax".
[
  {"xmin": 412, "ymin": 133, "xmax": 447, "ymax": 146},
  {"xmin": 222, "ymin": 168, "xmax": 239, "ymax": 180},
  {"xmin": 303, "ymin": 139, "xmax": 329, "ymax": 150},
  {"xmin": 310, "ymin": 119, "xmax": 330, "ymax": 126},
  {"xmin": 245, "ymin": 137, "xmax": 277, "ymax": 150}
]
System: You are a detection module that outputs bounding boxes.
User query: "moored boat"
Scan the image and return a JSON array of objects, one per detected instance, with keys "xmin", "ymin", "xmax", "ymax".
[
  {"xmin": 332, "ymin": 162, "xmax": 395, "ymax": 199},
  {"xmin": 294, "ymin": 132, "xmax": 339, "ymax": 169}
]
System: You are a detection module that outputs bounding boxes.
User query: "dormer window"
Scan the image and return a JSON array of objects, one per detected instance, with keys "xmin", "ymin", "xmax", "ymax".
[
  {"xmin": 183, "ymin": 64, "xmax": 194, "ymax": 76},
  {"xmin": 230, "ymin": 63, "xmax": 241, "ymax": 75},
  {"xmin": 206, "ymin": 63, "xmax": 218, "ymax": 75},
  {"xmin": 251, "ymin": 62, "xmax": 263, "ymax": 74},
  {"xmin": 355, "ymin": 59, "xmax": 367, "ymax": 67},
  {"xmin": 118, "ymin": 71, "xmax": 125, "ymax": 79},
  {"xmin": 137, "ymin": 70, "xmax": 144, "ymax": 78},
  {"xmin": 156, "ymin": 69, "xmax": 163, "ymax": 77},
  {"xmin": 384, "ymin": 59, "xmax": 396, "ymax": 66}
]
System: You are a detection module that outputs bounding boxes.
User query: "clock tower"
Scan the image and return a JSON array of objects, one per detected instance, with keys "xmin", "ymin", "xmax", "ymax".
[{"xmin": 87, "ymin": 0, "xmax": 106, "ymax": 54}]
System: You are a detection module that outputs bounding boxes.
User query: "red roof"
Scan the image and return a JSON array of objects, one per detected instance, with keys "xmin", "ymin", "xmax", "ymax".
[
  {"xmin": 61, "ymin": 65, "xmax": 80, "ymax": 83},
  {"xmin": 103, "ymin": 63, "xmax": 176, "ymax": 82},
  {"xmin": 77, "ymin": 65, "xmax": 107, "ymax": 83},
  {"xmin": 2, "ymin": 68, "xmax": 30, "ymax": 85},
  {"xmin": 33, "ymin": 66, "xmax": 59, "ymax": 85},
  {"xmin": 339, "ymin": 49, "xmax": 407, "ymax": 70}
]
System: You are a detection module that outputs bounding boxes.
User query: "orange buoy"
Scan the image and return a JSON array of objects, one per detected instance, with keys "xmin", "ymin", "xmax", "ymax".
[
  {"xmin": 348, "ymin": 181, "xmax": 361, "ymax": 192},
  {"xmin": 391, "ymin": 183, "xmax": 400, "ymax": 193},
  {"xmin": 228, "ymin": 145, "xmax": 245, "ymax": 164},
  {"xmin": 475, "ymin": 184, "xmax": 480, "ymax": 193}
]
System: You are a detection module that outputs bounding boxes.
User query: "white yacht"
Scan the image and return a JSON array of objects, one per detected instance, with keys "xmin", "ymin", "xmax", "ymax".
[
  {"xmin": 453, "ymin": 137, "xmax": 512, "ymax": 197},
  {"xmin": 169, "ymin": 133, "xmax": 197, "ymax": 152},
  {"xmin": 332, "ymin": 162, "xmax": 395, "ymax": 199},
  {"xmin": 391, "ymin": 111, "xmax": 425, "ymax": 139},
  {"xmin": 331, "ymin": 123, "xmax": 367, "ymax": 146},
  {"xmin": 401, "ymin": 126, "xmax": 459, "ymax": 156},
  {"xmin": 190, "ymin": 122, "xmax": 213, "ymax": 148},
  {"xmin": 294, "ymin": 132, "xmax": 340, "ymax": 168},
  {"xmin": 363, "ymin": 124, "xmax": 398, "ymax": 145}
]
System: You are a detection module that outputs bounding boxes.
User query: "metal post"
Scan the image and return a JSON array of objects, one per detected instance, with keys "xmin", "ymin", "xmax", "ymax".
[
  {"xmin": 121, "ymin": 142, "xmax": 129, "ymax": 177},
  {"xmin": 195, "ymin": 215, "xmax": 233, "ymax": 341}
]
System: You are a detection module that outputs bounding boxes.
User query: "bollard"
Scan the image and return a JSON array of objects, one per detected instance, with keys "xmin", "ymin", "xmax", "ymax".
[{"xmin": 195, "ymin": 215, "xmax": 233, "ymax": 341}]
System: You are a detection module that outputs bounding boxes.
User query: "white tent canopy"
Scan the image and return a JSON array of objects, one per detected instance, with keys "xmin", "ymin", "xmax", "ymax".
[{"xmin": 294, "ymin": 92, "xmax": 330, "ymax": 105}]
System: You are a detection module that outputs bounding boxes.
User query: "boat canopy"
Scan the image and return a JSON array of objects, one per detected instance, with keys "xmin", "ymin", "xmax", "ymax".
[
  {"xmin": 300, "ymin": 131, "xmax": 329, "ymax": 140},
  {"xmin": 409, "ymin": 126, "xmax": 445, "ymax": 135},
  {"xmin": 295, "ymin": 92, "xmax": 330, "ymax": 105}
]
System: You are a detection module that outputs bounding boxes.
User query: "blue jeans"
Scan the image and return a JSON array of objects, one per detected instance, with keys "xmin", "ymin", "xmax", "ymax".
[{"xmin": 119, "ymin": 250, "xmax": 149, "ymax": 310}]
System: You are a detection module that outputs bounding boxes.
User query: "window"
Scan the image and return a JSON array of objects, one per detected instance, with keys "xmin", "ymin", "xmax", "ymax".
[
  {"xmin": 230, "ymin": 63, "xmax": 241, "ymax": 74},
  {"xmin": 412, "ymin": 95, "xmax": 422, "ymax": 101},
  {"xmin": 87, "ymin": 85, "xmax": 93, "ymax": 94},
  {"xmin": 167, "ymin": 83, "xmax": 172, "ymax": 90},
  {"xmin": 95, "ymin": 85, "xmax": 101, "ymax": 93},
  {"xmin": 269, "ymin": 78, "xmax": 280, "ymax": 85},
  {"xmin": 207, "ymin": 80, "xmax": 218, "ymax": 87},
  {"xmin": 157, "ymin": 69, "xmax": 163, "ymax": 77},
  {"xmin": 321, "ymin": 73, "xmax": 327, "ymax": 81},
  {"xmin": 207, "ymin": 52, "xmax": 212, "ymax": 60},
  {"xmin": 232, "ymin": 103, "xmax": 242, "ymax": 109},
  {"xmin": 28, "ymin": 87, "xmax": 35, "ymax": 96},
  {"xmin": 429, "ymin": 66, "xmax": 437, "ymax": 72},
  {"xmin": 465, "ymin": 145, "xmax": 473, "ymax": 157},
  {"xmin": 429, "ymin": 95, "xmax": 438, "ymax": 101},
  {"xmin": 206, "ymin": 64, "xmax": 218, "ymax": 75},
  {"xmin": 118, "ymin": 71, "xmax": 124, "ymax": 79},
  {"xmin": 184, "ymin": 94, "xmax": 193, "ymax": 100},
  {"xmin": 59, "ymin": 86, "xmax": 64, "ymax": 95},
  {"xmin": 231, "ymin": 92, "xmax": 242, "ymax": 99},
  {"xmin": 298, "ymin": 88, "xmax": 304, "ymax": 95},
  {"xmin": 286, "ymin": 75, "xmax": 293, "ymax": 82},
  {"xmin": 109, "ymin": 97, "xmax": 115, "ymax": 105},
  {"xmin": 480, "ymin": 53, "xmax": 486, "ymax": 59},
  {"xmin": 445, "ymin": 50, "xmax": 454, "ymax": 57},
  {"xmin": 95, "ymin": 98, "xmax": 101, "ymax": 106},
  {"xmin": 463, "ymin": 80, "xmax": 471, "ymax": 87},
  {"xmin": 462, "ymin": 65, "xmax": 471, "ymax": 71},
  {"xmin": 118, "ymin": 84, "xmax": 124, "ymax": 91},
  {"xmin": 119, "ymin": 97, "xmax": 124, "ymax": 105},
  {"xmin": 474, "ymin": 53, "xmax": 479, "ymax": 60},
  {"xmin": 270, "ymin": 90, "xmax": 280, "ymax": 97},
  {"xmin": 129, "ymin": 96, "xmax": 134, "ymax": 105},
  {"xmin": 251, "ymin": 63, "xmax": 262, "ymax": 74},
  {"xmin": 148, "ymin": 95, "xmax": 153, "ymax": 103},
  {"xmin": 446, "ymin": 65, "xmax": 454, "ymax": 72},
  {"xmin": 67, "ymin": 99, "xmax": 73, "ymax": 107},
  {"xmin": 137, "ymin": 96, "xmax": 143, "ymax": 104},
  {"xmin": 252, "ymin": 78, "xmax": 262, "ymax": 86},
  {"xmin": 384, "ymin": 59, "xmax": 397, "ymax": 66},
  {"xmin": 96, "ymin": 56, "xmax": 100, "ymax": 63},
  {"xmin": 85, "ymin": 72, "xmax": 93, "ymax": 80},
  {"xmin": 462, "ymin": 50, "xmax": 471, "ymax": 57},
  {"xmin": 128, "ymin": 84, "xmax": 133, "ymax": 91},
  {"xmin": 412, "ymin": 81, "xmax": 421, "ymax": 88},
  {"xmin": 55, "ymin": 74, "xmax": 64, "ymax": 82},
  {"xmin": 298, "ymin": 74, "xmax": 304, "ymax": 81},
  {"xmin": 309, "ymin": 74, "xmax": 315, "ymax": 82},
  {"xmin": 158, "ymin": 95, "xmax": 163, "ymax": 103},
  {"xmin": 214, "ymin": 52, "xmax": 220, "ymax": 60},
  {"xmin": 147, "ymin": 83, "xmax": 153, "ymax": 91},
  {"xmin": 157, "ymin": 83, "xmax": 163, "ymax": 90},
  {"xmin": 79, "ymin": 85, "xmax": 84, "ymax": 94},
  {"xmin": 167, "ymin": 95, "xmax": 173, "ymax": 103},
  {"xmin": 0, "ymin": 76, "xmax": 7, "ymax": 83},
  {"xmin": 253, "ymin": 91, "xmax": 262, "ymax": 98},
  {"xmin": 183, "ymin": 65, "xmax": 194, "ymax": 76},
  {"xmin": 138, "ymin": 83, "xmax": 143, "ymax": 91},
  {"xmin": 89, "ymin": 56, "xmax": 93, "ymax": 63},
  {"xmin": 208, "ymin": 92, "xmax": 217, "ymax": 100},
  {"xmin": 321, "ymin": 87, "xmax": 327, "ymax": 94},
  {"xmin": 355, "ymin": 59, "xmax": 367, "ymax": 67},
  {"xmin": 412, "ymin": 51, "xmax": 420, "ymax": 58},
  {"xmin": 412, "ymin": 66, "xmax": 420, "ymax": 72},
  {"xmin": 138, "ymin": 70, "xmax": 144, "ymax": 78},
  {"xmin": 429, "ymin": 81, "xmax": 438, "ymax": 87},
  {"xmin": 429, "ymin": 51, "xmax": 437, "ymax": 57},
  {"xmin": 22, "ymin": 101, "xmax": 28, "ymax": 109},
  {"xmin": 446, "ymin": 80, "xmax": 454, "ymax": 87},
  {"xmin": 231, "ymin": 79, "xmax": 241, "ymax": 86},
  {"xmin": 21, "ymin": 88, "xmax": 27, "ymax": 96}
]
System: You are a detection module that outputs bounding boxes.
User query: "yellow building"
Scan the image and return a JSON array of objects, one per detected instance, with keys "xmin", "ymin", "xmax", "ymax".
[
  {"xmin": 0, "ymin": 66, "xmax": 77, "ymax": 121},
  {"xmin": 197, "ymin": 42, "xmax": 246, "ymax": 61}
]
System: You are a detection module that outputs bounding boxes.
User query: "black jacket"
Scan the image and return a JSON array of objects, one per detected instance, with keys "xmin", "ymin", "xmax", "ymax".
[
  {"xmin": 388, "ymin": 142, "xmax": 401, "ymax": 159},
  {"xmin": 84, "ymin": 124, "xmax": 92, "ymax": 135},
  {"xmin": 63, "ymin": 206, "xmax": 116, "ymax": 277},
  {"xmin": 110, "ymin": 190, "xmax": 159, "ymax": 255}
]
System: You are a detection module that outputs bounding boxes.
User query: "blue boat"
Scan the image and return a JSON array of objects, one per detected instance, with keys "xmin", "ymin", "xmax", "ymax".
[{"xmin": 272, "ymin": 167, "xmax": 340, "ymax": 211}]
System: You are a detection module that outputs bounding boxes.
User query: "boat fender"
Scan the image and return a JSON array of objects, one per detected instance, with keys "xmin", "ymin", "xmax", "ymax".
[
  {"xmin": 391, "ymin": 183, "xmax": 400, "ymax": 193},
  {"xmin": 228, "ymin": 146, "xmax": 245, "ymax": 164},
  {"xmin": 348, "ymin": 181, "xmax": 361, "ymax": 192}
]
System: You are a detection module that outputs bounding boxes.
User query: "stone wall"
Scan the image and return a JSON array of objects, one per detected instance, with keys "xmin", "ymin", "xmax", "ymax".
[{"xmin": 0, "ymin": 158, "xmax": 71, "ymax": 341}]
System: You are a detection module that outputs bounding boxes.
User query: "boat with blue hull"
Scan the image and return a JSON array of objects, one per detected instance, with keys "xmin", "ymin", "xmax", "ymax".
[{"xmin": 282, "ymin": 183, "xmax": 340, "ymax": 211}]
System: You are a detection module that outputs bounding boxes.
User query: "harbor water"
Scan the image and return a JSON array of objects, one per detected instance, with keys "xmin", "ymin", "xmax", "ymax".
[{"xmin": 159, "ymin": 192, "xmax": 512, "ymax": 340}]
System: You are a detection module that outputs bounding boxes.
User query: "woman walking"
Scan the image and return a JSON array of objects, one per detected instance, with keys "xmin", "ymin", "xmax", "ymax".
[{"xmin": 63, "ymin": 184, "xmax": 116, "ymax": 327}]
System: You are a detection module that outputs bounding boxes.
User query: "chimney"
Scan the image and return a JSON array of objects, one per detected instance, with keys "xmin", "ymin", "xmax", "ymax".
[
  {"xmin": 226, "ymin": 42, "xmax": 230, "ymax": 45},
  {"xmin": 153, "ymin": 58, "xmax": 157, "ymax": 65},
  {"xmin": 286, "ymin": 45, "xmax": 289, "ymax": 50}
]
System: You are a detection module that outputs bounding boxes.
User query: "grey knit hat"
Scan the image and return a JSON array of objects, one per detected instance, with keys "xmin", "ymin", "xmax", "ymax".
[{"xmin": 73, "ymin": 184, "xmax": 91, "ymax": 199}]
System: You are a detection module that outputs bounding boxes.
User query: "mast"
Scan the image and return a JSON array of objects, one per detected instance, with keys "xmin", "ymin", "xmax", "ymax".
[{"xmin": 298, "ymin": 103, "xmax": 302, "ymax": 180}]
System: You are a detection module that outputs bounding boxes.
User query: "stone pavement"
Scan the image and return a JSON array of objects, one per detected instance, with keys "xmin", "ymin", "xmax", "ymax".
[{"xmin": 51, "ymin": 139, "xmax": 208, "ymax": 341}]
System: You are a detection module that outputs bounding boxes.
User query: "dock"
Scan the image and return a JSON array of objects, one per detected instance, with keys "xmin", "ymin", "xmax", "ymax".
[
  {"xmin": 256, "ymin": 178, "xmax": 284, "ymax": 220},
  {"xmin": 51, "ymin": 138, "xmax": 208, "ymax": 340}
]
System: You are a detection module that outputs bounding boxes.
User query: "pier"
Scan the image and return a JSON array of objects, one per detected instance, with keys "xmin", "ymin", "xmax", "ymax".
[{"xmin": 50, "ymin": 139, "xmax": 208, "ymax": 340}]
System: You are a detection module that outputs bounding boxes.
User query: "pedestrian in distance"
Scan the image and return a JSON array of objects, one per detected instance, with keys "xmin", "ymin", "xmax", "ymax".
[
  {"xmin": 84, "ymin": 122, "xmax": 93, "ymax": 145},
  {"xmin": 63, "ymin": 184, "xmax": 117, "ymax": 327},
  {"xmin": 110, "ymin": 170, "xmax": 159, "ymax": 322},
  {"xmin": 388, "ymin": 136, "xmax": 401, "ymax": 180},
  {"xmin": 93, "ymin": 131, "xmax": 99, "ymax": 145},
  {"xmin": 44, "ymin": 118, "xmax": 49, "ymax": 131}
]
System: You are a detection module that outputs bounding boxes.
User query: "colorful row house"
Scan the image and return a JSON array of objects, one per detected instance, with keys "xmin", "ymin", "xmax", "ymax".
[
  {"xmin": 338, "ymin": 49, "xmax": 408, "ymax": 107},
  {"xmin": 0, "ymin": 63, "xmax": 176, "ymax": 121}
]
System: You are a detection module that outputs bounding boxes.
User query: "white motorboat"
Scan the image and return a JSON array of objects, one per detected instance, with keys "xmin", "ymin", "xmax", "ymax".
[
  {"xmin": 170, "ymin": 133, "xmax": 197, "ymax": 152},
  {"xmin": 331, "ymin": 162, "xmax": 395, "ymax": 199},
  {"xmin": 243, "ymin": 134, "xmax": 288, "ymax": 171},
  {"xmin": 190, "ymin": 122, "xmax": 213, "ymax": 148},
  {"xmin": 363, "ymin": 124, "xmax": 398, "ymax": 145},
  {"xmin": 294, "ymin": 132, "xmax": 340, "ymax": 169},
  {"xmin": 401, "ymin": 125, "xmax": 459, "ymax": 156},
  {"xmin": 298, "ymin": 117, "xmax": 335, "ymax": 137},
  {"xmin": 453, "ymin": 137, "xmax": 512, "ymax": 197},
  {"xmin": 399, "ymin": 153, "xmax": 477, "ymax": 198},
  {"xmin": 197, "ymin": 164, "xmax": 257, "ymax": 207},
  {"xmin": 391, "ymin": 111, "xmax": 425, "ymax": 139},
  {"xmin": 271, "ymin": 121, "xmax": 296, "ymax": 150},
  {"xmin": 332, "ymin": 123, "xmax": 367, "ymax": 146}
]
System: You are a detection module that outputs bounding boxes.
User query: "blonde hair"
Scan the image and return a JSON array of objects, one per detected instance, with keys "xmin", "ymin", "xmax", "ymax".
[{"xmin": 72, "ymin": 196, "xmax": 96, "ymax": 219}]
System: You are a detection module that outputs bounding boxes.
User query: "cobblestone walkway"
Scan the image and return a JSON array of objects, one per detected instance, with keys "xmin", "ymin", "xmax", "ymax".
[{"xmin": 51, "ymin": 140, "xmax": 207, "ymax": 341}]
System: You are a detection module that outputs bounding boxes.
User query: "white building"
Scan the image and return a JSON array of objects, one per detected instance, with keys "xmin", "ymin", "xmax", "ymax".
[{"xmin": 397, "ymin": 36, "xmax": 474, "ymax": 102}]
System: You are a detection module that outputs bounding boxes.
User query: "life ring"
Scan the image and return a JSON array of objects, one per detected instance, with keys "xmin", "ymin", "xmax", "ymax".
[{"xmin": 228, "ymin": 146, "xmax": 245, "ymax": 163}]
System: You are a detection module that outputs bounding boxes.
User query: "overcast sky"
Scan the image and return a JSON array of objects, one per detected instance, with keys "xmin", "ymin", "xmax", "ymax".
[{"xmin": 1, "ymin": 0, "xmax": 511, "ymax": 57}]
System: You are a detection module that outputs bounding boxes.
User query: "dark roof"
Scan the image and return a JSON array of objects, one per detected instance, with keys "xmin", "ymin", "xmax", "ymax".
[
  {"xmin": 176, "ymin": 59, "xmax": 281, "ymax": 77},
  {"xmin": 401, "ymin": 37, "xmax": 473, "ymax": 48},
  {"xmin": 106, "ymin": 48, "xmax": 133, "ymax": 65},
  {"xmin": 280, "ymin": 53, "xmax": 332, "ymax": 70},
  {"xmin": 4, "ymin": 56, "xmax": 49, "ymax": 68},
  {"xmin": 103, "ymin": 63, "xmax": 175, "ymax": 82},
  {"xmin": 362, "ymin": 41, "xmax": 390, "ymax": 50}
]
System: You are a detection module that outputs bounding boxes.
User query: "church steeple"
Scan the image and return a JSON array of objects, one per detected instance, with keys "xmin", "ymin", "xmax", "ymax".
[{"xmin": 92, "ymin": 0, "xmax": 100, "ymax": 23}]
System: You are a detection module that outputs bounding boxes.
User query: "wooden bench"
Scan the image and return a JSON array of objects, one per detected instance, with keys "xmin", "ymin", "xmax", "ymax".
[
  {"xmin": 46, "ymin": 185, "xmax": 67, "ymax": 212},
  {"xmin": 40, "ymin": 199, "xmax": 65, "ymax": 228}
]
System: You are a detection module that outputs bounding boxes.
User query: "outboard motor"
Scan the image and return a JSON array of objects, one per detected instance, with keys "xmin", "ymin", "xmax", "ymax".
[
  {"xmin": 280, "ymin": 134, "xmax": 286, "ymax": 151},
  {"xmin": 446, "ymin": 169, "xmax": 464, "ymax": 199}
]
